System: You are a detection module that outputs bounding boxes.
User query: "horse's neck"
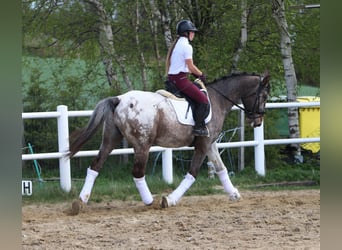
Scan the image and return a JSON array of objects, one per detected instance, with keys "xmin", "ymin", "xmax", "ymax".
[
  {"xmin": 221, "ymin": 80, "xmax": 243, "ymax": 102},
  {"xmin": 208, "ymin": 84, "xmax": 235, "ymax": 114},
  {"xmin": 231, "ymin": 76, "xmax": 257, "ymax": 98},
  {"xmin": 214, "ymin": 77, "xmax": 257, "ymax": 107}
]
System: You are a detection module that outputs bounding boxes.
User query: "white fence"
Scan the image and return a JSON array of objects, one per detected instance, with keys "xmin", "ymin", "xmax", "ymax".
[{"xmin": 22, "ymin": 101, "xmax": 320, "ymax": 192}]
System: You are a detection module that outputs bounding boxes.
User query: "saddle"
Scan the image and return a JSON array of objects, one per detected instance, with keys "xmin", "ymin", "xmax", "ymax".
[
  {"xmin": 155, "ymin": 89, "xmax": 186, "ymax": 102},
  {"xmin": 156, "ymin": 79, "xmax": 212, "ymax": 126}
]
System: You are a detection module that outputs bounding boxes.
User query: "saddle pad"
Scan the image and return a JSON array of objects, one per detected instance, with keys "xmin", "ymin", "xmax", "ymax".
[{"xmin": 168, "ymin": 97, "xmax": 212, "ymax": 126}]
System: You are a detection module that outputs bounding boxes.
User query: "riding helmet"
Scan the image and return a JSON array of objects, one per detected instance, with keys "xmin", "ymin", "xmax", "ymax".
[{"xmin": 176, "ymin": 20, "xmax": 198, "ymax": 35}]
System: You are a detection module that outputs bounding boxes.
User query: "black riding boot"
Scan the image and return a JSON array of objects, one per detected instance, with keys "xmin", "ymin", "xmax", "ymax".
[{"xmin": 193, "ymin": 103, "xmax": 210, "ymax": 137}]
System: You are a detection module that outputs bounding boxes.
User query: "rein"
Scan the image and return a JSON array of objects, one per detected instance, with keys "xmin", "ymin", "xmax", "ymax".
[
  {"xmin": 207, "ymin": 76, "xmax": 265, "ymax": 118},
  {"xmin": 208, "ymin": 85, "xmax": 248, "ymax": 112}
]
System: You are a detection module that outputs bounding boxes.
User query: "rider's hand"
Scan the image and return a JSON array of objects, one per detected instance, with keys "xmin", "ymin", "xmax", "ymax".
[{"xmin": 199, "ymin": 74, "xmax": 207, "ymax": 83}]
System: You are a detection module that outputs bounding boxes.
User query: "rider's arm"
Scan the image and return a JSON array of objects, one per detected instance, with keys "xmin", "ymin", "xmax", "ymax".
[{"xmin": 185, "ymin": 58, "xmax": 203, "ymax": 77}]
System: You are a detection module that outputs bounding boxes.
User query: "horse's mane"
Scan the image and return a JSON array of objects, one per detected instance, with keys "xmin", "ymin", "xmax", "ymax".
[{"xmin": 207, "ymin": 72, "xmax": 260, "ymax": 85}]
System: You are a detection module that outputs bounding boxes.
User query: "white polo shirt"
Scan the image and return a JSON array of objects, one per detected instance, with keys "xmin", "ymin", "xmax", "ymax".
[{"xmin": 168, "ymin": 37, "xmax": 193, "ymax": 74}]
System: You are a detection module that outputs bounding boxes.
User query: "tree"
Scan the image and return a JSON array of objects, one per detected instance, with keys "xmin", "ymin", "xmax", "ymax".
[
  {"xmin": 289, "ymin": 2, "xmax": 320, "ymax": 86},
  {"xmin": 84, "ymin": 0, "xmax": 138, "ymax": 91},
  {"xmin": 272, "ymin": 0, "xmax": 301, "ymax": 159},
  {"xmin": 231, "ymin": 0, "xmax": 248, "ymax": 73}
]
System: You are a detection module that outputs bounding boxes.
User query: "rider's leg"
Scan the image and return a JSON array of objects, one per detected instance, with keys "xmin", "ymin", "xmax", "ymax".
[
  {"xmin": 193, "ymin": 102, "xmax": 210, "ymax": 137},
  {"xmin": 169, "ymin": 75, "xmax": 210, "ymax": 137}
]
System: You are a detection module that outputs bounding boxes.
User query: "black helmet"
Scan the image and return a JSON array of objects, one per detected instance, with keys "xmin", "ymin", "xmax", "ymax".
[{"xmin": 176, "ymin": 20, "xmax": 198, "ymax": 35}]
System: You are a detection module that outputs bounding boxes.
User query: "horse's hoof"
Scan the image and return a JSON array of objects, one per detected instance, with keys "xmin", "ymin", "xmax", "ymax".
[
  {"xmin": 71, "ymin": 199, "xmax": 83, "ymax": 215},
  {"xmin": 161, "ymin": 196, "xmax": 169, "ymax": 208},
  {"xmin": 161, "ymin": 196, "xmax": 177, "ymax": 208},
  {"xmin": 145, "ymin": 201, "xmax": 153, "ymax": 206},
  {"xmin": 229, "ymin": 191, "xmax": 241, "ymax": 202}
]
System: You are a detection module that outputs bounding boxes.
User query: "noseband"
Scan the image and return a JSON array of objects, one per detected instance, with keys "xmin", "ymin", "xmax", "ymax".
[
  {"xmin": 208, "ymin": 76, "xmax": 267, "ymax": 120},
  {"xmin": 242, "ymin": 78, "xmax": 268, "ymax": 120}
]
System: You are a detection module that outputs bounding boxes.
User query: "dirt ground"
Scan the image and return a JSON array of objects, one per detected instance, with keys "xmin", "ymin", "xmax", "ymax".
[{"xmin": 22, "ymin": 189, "xmax": 320, "ymax": 250}]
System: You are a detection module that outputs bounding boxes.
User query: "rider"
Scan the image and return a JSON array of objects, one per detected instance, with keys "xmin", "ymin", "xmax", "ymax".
[{"xmin": 166, "ymin": 19, "xmax": 210, "ymax": 137}]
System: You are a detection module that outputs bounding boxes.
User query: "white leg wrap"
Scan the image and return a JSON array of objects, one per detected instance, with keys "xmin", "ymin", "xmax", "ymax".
[
  {"xmin": 134, "ymin": 176, "xmax": 153, "ymax": 205},
  {"xmin": 167, "ymin": 173, "xmax": 195, "ymax": 206},
  {"xmin": 79, "ymin": 167, "xmax": 99, "ymax": 203},
  {"xmin": 216, "ymin": 168, "xmax": 241, "ymax": 201}
]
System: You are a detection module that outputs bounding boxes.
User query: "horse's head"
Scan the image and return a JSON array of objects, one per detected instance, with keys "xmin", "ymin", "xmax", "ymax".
[{"xmin": 241, "ymin": 72, "xmax": 270, "ymax": 127}]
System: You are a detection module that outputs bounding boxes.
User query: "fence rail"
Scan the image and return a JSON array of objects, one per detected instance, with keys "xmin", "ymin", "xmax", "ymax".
[{"xmin": 22, "ymin": 101, "xmax": 320, "ymax": 192}]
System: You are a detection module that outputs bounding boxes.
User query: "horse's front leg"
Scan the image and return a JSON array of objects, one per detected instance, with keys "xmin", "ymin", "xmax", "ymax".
[
  {"xmin": 161, "ymin": 147, "xmax": 207, "ymax": 208},
  {"xmin": 132, "ymin": 149, "xmax": 153, "ymax": 206},
  {"xmin": 207, "ymin": 142, "xmax": 241, "ymax": 201}
]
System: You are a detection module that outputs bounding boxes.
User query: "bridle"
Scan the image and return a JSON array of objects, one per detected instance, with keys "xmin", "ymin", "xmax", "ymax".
[{"xmin": 207, "ymin": 76, "xmax": 267, "ymax": 120}]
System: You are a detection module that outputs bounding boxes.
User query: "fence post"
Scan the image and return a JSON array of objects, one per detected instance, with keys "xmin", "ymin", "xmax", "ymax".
[
  {"xmin": 162, "ymin": 148, "xmax": 173, "ymax": 184},
  {"xmin": 238, "ymin": 110, "xmax": 245, "ymax": 171},
  {"xmin": 254, "ymin": 121, "xmax": 266, "ymax": 176},
  {"xmin": 57, "ymin": 105, "xmax": 71, "ymax": 192}
]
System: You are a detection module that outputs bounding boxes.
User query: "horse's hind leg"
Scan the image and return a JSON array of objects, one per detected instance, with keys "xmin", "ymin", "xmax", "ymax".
[
  {"xmin": 207, "ymin": 142, "xmax": 241, "ymax": 201},
  {"xmin": 79, "ymin": 123, "xmax": 123, "ymax": 204},
  {"xmin": 132, "ymin": 148, "xmax": 153, "ymax": 205}
]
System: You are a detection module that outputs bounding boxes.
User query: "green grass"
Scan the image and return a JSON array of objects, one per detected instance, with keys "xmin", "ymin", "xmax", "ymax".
[{"xmin": 22, "ymin": 160, "xmax": 320, "ymax": 205}]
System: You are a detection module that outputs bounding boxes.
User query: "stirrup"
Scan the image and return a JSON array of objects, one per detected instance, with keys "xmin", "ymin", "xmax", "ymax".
[{"xmin": 193, "ymin": 126, "xmax": 210, "ymax": 137}]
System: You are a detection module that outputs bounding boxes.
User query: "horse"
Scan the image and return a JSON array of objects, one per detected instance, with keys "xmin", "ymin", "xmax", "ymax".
[{"xmin": 67, "ymin": 71, "xmax": 270, "ymax": 214}]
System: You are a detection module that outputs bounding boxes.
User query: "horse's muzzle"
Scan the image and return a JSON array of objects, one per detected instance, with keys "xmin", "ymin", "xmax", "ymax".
[{"xmin": 248, "ymin": 117, "xmax": 263, "ymax": 127}]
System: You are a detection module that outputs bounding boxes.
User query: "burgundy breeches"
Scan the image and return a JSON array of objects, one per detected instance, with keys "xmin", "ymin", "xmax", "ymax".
[{"xmin": 167, "ymin": 72, "xmax": 208, "ymax": 104}]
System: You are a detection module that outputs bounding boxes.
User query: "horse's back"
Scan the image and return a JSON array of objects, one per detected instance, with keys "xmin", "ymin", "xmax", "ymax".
[
  {"xmin": 115, "ymin": 90, "xmax": 165, "ymax": 122},
  {"xmin": 119, "ymin": 90, "xmax": 164, "ymax": 104},
  {"xmin": 114, "ymin": 90, "xmax": 193, "ymax": 148}
]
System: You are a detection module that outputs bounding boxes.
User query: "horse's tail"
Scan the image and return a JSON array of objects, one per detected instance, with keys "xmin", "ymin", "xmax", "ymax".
[{"xmin": 67, "ymin": 97, "xmax": 120, "ymax": 158}]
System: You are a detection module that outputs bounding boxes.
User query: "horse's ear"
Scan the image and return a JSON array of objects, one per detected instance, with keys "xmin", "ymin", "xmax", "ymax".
[{"xmin": 262, "ymin": 70, "xmax": 270, "ymax": 85}]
